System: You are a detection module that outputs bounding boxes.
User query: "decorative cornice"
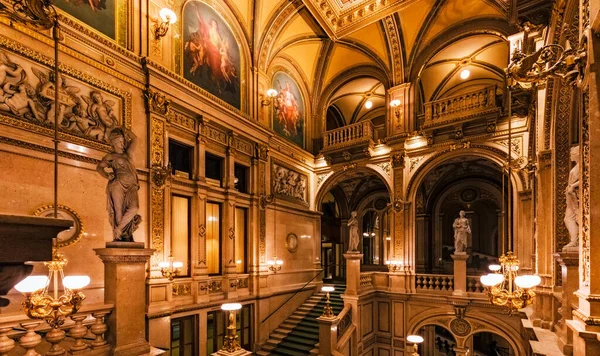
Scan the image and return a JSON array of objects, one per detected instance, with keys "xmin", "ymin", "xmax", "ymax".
[{"xmin": 572, "ymin": 308, "xmax": 600, "ymax": 326}]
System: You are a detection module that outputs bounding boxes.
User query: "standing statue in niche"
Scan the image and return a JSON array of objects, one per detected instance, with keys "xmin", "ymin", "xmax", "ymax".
[
  {"xmin": 563, "ymin": 146, "xmax": 580, "ymax": 250},
  {"xmin": 347, "ymin": 211, "xmax": 359, "ymax": 252},
  {"xmin": 453, "ymin": 210, "xmax": 471, "ymax": 253},
  {"xmin": 96, "ymin": 127, "xmax": 142, "ymax": 242}
]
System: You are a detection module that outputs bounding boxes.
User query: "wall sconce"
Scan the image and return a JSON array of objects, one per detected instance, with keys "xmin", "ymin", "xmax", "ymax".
[
  {"xmin": 267, "ymin": 255, "xmax": 283, "ymax": 273},
  {"xmin": 159, "ymin": 253, "xmax": 183, "ymax": 281},
  {"xmin": 407, "ymin": 335, "xmax": 424, "ymax": 356},
  {"xmin": 321, "ymin": 286, "xmax": 335, "ymax": 318},
  {"xmin": 153, "ymin": 8, "xmax": 177, "ymax": 40},
  {"xmin": 260, "ymin": 88, "xmax": 278, "ymax": 106},
  {"xmin": 386, "ymin": 260, "xmax": 403, "ymax": 272}
]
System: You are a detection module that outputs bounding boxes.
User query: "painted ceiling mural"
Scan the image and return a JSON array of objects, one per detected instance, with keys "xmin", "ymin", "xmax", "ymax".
[
  {"xmin": 271, "ymin": 71, "xmax": 305, "ymax": 148},
  {"xmin": 183, "ymin": 1, "xmax": 241, "ymax": 109}
]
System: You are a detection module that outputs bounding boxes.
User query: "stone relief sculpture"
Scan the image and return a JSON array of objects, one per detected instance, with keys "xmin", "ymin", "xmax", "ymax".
[
  {"xmin": 272, "ymin": 163, "xmax": 307, "ymax": 202},
  {"xmin": 96, "ymin": 127, "xmax": 141, "ymax": 242},
  {"xmin": 0, "ymin": 50, "xmax": 121, "ymax": 144},
  {"xmin": 347, "ymin": 211, "xmax": 359, "ymax": 252},
  {"xmin": 453, "ymin": 210, "xmax": 470, "ymax": 253},
  {"xmin": 563, "ymin": 146, "xmax": 580, "ymax": 250}
]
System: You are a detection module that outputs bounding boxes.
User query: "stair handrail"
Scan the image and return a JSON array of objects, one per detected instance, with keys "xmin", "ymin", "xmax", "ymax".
[{"xmin": 260, "ymin": 262, "xmax": 340, "ymax": 324}]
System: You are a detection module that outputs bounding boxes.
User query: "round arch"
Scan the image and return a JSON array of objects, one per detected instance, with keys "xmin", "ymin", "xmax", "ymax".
[
  {"xmin": 314, "ymin": 165, "xmax": 392, "ymax": 213},
  {"xmin": 407, "ymin": 309, "xmax": 525, "ymax": 355},
  {"xmin": 406, "ymin": 145, "xmax": 525, "ymax": 203}
]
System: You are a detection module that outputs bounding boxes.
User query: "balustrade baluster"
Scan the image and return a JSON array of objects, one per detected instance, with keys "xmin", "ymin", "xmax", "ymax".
[
  {"xmin": 19, "ymin": 322, "xmax": 42, "ymax": 356},
  {"xmin": 90, "ymin": 312, "xmax": 109, "ymax": 349},
  {"xmin": 69, "ymin": 314, "xmax": 90, "ymax": 352},
  {"xmin": 46, "ymin": 327, "xmax": 66, "ymax": 356},
  {"xmin": 0, "ymin": 327, "xmax": 15, "ymax": 356}
]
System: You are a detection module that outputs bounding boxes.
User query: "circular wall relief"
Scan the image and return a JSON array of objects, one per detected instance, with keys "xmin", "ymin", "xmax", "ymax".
[
  {"xmin": 450, "ymin": 318, "xmax": 472, "ymax": 336},
  {"xmin": 286, "ymin": 233, "xmax": 299, "ymax": 253},
  {"xmin": 33, "ymin": 204, "xmax": 84, "ymax": 248},
  {"xmin": 460, "ymin": 188, "xmax": 478, "ymax": 202},
  {"xmin": 374, "ymin": 198, "xmax": 388, "ymax": 211}
]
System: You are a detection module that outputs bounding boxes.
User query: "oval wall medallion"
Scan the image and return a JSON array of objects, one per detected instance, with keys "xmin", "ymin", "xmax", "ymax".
[
  {"xmin": 33, "ymin": 204, "xmax": 84, "ymax": 248},
  {"xmin": 286, "ymin": 233, "xmax": 299, "ymax": 253}
]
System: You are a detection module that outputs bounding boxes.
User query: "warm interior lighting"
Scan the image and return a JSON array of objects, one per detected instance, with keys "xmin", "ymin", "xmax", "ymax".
[
  {"xmin": 14, "ymin": 276, "xmax": 49, "ymax": 293},
  {"xmin": 266, "ymin": 88, "xmax": 278, "ymax": 97},
  {"xmin": 480, "ymin": 273, "xmax": 504, "ymax": 287},
  {"xmin": 221, "ymin": 303, "xmax": 242, "ymax": 311},
  {"xmin": 460, "ymin": 69, "xmax": 470, "ymax": 79},
  {"xmin": 62, "ymin": 276, "xmax": 91, "ymax": 290},
  {"xmin": 159, "ymin": 8, "xmax": 177, "ymax": 24},
  {"xmin": 488, "ymin": 264, "xmax": 501, "ymax": 272},
  {"xmin": 407, "ymin": 335, "xmax": 424, "ymax": 344},
  {"xmin": 321, "ymin": 286, "xmax": 335, "ymax": 317},
  {"xmin": 515, "ymin": 275, "xmax": 542, "ymax": 289},
  {"xmin": 159, "ymin": 253, "xmax": 183, "ymax": 281},
  {"xmin": 365, "ymin": 100, "xmax": 373, "ymax": 109},
  {"xmin": 390, "ymin": 99, "xmax": 401, "ymax": 107}
]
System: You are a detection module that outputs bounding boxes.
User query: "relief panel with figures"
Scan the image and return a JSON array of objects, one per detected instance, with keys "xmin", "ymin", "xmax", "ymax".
[
  {"xmin": 272, "ymin": 162, "xmax": 307, "ymax": 204},
  {"xmin": 0, "ymin": 48, "xmax": 127, "ymax": 149}
]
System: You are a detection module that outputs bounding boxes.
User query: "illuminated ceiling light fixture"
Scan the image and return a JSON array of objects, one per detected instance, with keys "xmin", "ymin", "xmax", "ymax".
[
  {"xmin": 365, "ymin": 100, "xmax": 373, "ymax": 109},
  {"xmin": 460, "ymin": 69, "xmax": 471, "ymax": 80},
  {"xmin": 154, "ymin": 8, "xmax": 177, "ymax": 40}
]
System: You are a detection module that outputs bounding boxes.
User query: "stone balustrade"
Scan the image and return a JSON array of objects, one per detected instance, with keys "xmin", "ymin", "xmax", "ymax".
[
  {"xmin": 359, "ymin": 272, "xmax": 374, "ymax": 292},
  {"xmin": 415, "ymin": 274, "xmax": 454, "ymax": 293},
  {"xmin": 322, "ymin": 121, "xmax": 374, "ymax": 151},
  {"xmin": 423, "ymin": 85, "xmax": 498, "ymax": 128},
  {"xmin": 466, "ymin": 275, "xmax": 485, "ymax": 293},
  {"xmin": 0, "ymin": 304, "xmax": 113, "ymax": 356}
]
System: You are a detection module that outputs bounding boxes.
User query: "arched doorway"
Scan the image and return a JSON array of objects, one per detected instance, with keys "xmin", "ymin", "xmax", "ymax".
[
  {"xmin": 467, "ymin": 331, "xmax": 515, "ymax": 356},
  {"xmin": 317, "ymin": 168, "xmax": 391, "ymax": 281},
  {"xmin": 414, "ymin": 325, "xmax": 457, "ymax": 356},
  {"xmin": 414, "ymin": 156, "xmax": 506, "ymax": 274}
]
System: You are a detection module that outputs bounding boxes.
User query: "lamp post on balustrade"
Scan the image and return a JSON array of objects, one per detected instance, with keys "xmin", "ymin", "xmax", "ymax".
[{"xmin": 407, "ymin": 335, "xmax": 424, "ymax": 356}]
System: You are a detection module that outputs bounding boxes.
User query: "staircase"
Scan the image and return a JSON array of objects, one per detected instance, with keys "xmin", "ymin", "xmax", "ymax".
[{"xmin": 258, "ymin": 284, "xmax": 346, "ymax": 356}]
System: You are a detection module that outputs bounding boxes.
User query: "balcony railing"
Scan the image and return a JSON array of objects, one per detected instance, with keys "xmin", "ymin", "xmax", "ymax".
[
  {"xmin": 0, "ymin": 303, "xmax": 113, "ymax": 355},
  {"xmin": 423, "ymin": 85, "xmax": 498, "ymax": 127},
  {"xmin": 323, "ymin": 121, "xmax": 374, "ymax": 151},
  {"xmin": 415, "ymin": 274, "xmax": 454, "ymax": 293}
]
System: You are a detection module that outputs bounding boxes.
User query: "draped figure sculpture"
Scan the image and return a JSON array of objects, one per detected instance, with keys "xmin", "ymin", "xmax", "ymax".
[
  {"xmin": 348, "ymin": 211, "xmax": 359, "ymax": 252},
  {"xmin": 453, "ymin": 210, "xmax": 470, "ymax": 253},
  {"xmin": 96, "ymin": 127, "xmax": 142, "ymax": 242},
  {"xmin": 563, "ymin": 146, "xmax": 580, "ymax": 250}
]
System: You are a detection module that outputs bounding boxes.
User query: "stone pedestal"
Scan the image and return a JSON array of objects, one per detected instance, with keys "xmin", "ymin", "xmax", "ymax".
[
  {"xmin": 554, "ymin": 251, "xmax": 579, "ymax": 355},
  {"xmin": 211, "ymin": 349, "xmax": 252, "ymax": 356},
  {"xmin": 95, "ymin": 243, "xmax": 154, "ymax": 356},
  {"xmin": 344, "ymin": 253, "xmax": 363, "ymax": 296},
  {"xmin": 451, "ymin": 253, "xmax": 469, "ymax": 297}
]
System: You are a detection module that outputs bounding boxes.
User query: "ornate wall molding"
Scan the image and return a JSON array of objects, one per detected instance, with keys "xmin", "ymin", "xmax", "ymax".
[
  {"xmin": 581, "ymin": 86, "xmax": 590, "ymax": 285},
  {"xmin": 272, "ymin": 161, "xmax": 308, "ymax": 205},
  {"xmin": 150, "ymin": 117, "xmax": 166, "ymax": 266},
  {"xmin": 554, "ymin": 79, "xmax": 572, "ymax": 251},
  {"xmin": 145, "ymin": 88, "xmax": 170, "ymax": 116}
]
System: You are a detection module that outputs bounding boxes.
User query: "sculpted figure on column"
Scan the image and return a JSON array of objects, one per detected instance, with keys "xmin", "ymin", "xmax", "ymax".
[
  {"xmin": 97, "ymin": 127, "xmax": 142, "ymax": 242},
  {"xmin": 453, "ymin": 210, "xmax": 470, "ymax": 253},
  {"xmin": 563, "ymin": 146, "xmax": 580, "ymax": 250},
  {"xmin": 347, "ymin": 211, "xmax": 359, "ymax": 252}
]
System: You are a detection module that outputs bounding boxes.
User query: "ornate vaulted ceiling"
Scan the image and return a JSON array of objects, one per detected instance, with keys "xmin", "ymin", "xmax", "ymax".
[{"xmin": 216, "ymin": 0, "xmax": 548, "ymax": 125}]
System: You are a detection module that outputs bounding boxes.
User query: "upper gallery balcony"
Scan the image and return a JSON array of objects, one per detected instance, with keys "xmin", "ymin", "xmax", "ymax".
[
  {"xmin": 420, "ymin": 85, "xmax": 501, "ymax": 136},
  {"xmin": 321, "ymin": 121, "xmax": 375, "ymax": 161}
]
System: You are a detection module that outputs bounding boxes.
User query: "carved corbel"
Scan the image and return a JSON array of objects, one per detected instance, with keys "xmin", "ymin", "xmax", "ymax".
[
  {"xmin": 259, "ymin": 194, "xmax": 274, "ymax": 209},
  {"xmin": 454, "ymin": 125, "xmax": 464, "ymax": 139},
  {"xmin": 391, "ymin": 152, "xmax": 407, "ymax": 169},
  {"xmin": 145, "ymin": 88, "xmax": 170, "ymax": 116},
  {"xmin": 151, "ymin": 162, "xmax": 172, "ymax": 188},
  {"xmin": 255, "ymin": 143, "xmax": 269, "ymax": 161}
]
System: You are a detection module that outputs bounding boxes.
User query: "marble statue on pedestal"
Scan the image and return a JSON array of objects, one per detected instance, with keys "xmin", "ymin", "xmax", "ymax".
[
  {"xmin": 563, "ymin": 146, "xmax": 580, "ymax": 250},
  {"xmin": 348, "ymin": 211, "xmax": 359, "ymax": 252},
  {"xmin": 96, "ymin": 127, "xmax": 141, "ymax": 242},
  {"xmin": 453, "ymin": 210, "xmax": 470, "ymax": 253}
]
